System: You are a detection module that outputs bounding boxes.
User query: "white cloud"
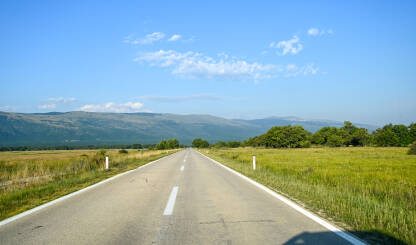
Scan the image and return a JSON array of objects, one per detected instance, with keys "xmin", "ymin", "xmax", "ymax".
[
  {"xmin": 48, "ymin": 97, "xmax": 76, "ymax": 103},
  {"xmin": 270, "ymin": 36, "xmax": 303, "ymax": 56},
  {"xmin": 38, "ymin": 104, "xmax": 57, "ymax": 110},
  {"xmin": 79, "ymin": 102, "xmax": 144, "ymax": 113},
  {"xmin": 168, "ymin": 34, "xmax": 181, "ymax": 42},
  {"xmin": 0, "ymin": 105, "xmax": 18, "ymax": 112},
  {"xmin": 308, "ymin": 28, "xmax": 319, "ymax": 36},
  {"xmin": 307, "ymin": 28, "xmax": 334, "ymax": 36},
  {"xmin": 139, "ymin": 94, "xmax": 224, "ymax": 103},
  {"xmin": 134, "ymin": 49, "xmax": 318, "ymax": 81},
  {"xmin": 124, "ymin": 32, "xmax": 165, "ymax": 45},
  {"xmin": 284, "ymin": 64, "xmax": 319, "ymax": 77}
]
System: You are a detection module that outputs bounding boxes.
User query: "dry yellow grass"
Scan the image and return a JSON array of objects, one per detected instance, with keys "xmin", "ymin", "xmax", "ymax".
[
  {"xmin": 0, "ymin": 149, "xmax": 179, "ymax": 220},
  {"xmin": 201, "ymin": 147, "xmax": 416, "ymax": 244}
]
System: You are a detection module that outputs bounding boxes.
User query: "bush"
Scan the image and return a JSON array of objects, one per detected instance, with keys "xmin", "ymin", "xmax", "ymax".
[
  {"xmin": 212, "ymin": 141, "xmax": 227, "ymax": 148},
  {"xmin": 408, "ymin": 142, "xmax": 416, "ymax": 155},
  {"xmin": 327, "ymin": 135, "xmax": 344, "ymax": 147},
  {"xmin": 264, "ymin": 126, "xmax": 310, "ymax": 148},
  {"xmin": 166, "ymin": 139, "xmax": 180, "ymax": 149},
  {"xmin": 91, "ymin": 150, "xmax": 106, "ymax": 167},
  {"xmin": 192, "ymin": 138, "xmax": 209, "ymax": 148},
  {"xmin": 227, "ymin": 141, "xmax": 241, "ymax": 148},
  {"xmin": 300, "ymin": 140, "xmax": 311, "ymax": 148},
  {"xmin": 119, "ymin": 149, "xmax": 128, "ymax": 154}
]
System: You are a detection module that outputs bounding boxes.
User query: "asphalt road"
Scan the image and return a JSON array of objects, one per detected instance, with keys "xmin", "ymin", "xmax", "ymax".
[{"xmin": 0, "ymin": 149, "xmax": 355, "ymax": 245}]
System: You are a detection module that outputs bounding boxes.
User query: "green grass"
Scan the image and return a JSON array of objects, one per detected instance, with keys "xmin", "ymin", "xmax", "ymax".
[
  {"xmin": 0, "ymin": 149, "xmax": 179, "ymax": 220},
  {"xmin": 200, "ymin": 147, "xmax": 416, "ymax": 245}
]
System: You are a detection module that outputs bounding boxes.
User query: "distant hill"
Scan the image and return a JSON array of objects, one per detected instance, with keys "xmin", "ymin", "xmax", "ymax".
[{"xmin": 0, "ymin": 111, "xmax": 378, "ymax": 146}]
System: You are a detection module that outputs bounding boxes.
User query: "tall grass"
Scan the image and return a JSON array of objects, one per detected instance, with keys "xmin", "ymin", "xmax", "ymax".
[
  {"xmin": 0, "ymin": 149, "xmax": 179, "ymax": 220},
  {"xmin": 200, "ymin": 147, "xmax": 416, "ymax": 245}
]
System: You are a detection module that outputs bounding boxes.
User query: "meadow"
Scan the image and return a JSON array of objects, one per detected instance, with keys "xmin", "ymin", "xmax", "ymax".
[
  {"xmin": 0, "ymin": 148, "xmax": 179, "ymax": 221},
  {"xmin": 200, "ymin": 147, "xmax": 416, "ymax": 245}
]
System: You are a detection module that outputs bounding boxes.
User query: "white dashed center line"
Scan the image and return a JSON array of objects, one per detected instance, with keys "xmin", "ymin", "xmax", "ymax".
[{"xmin": 163, "ymin": 186, "xmax": 179, "ymax": 216}]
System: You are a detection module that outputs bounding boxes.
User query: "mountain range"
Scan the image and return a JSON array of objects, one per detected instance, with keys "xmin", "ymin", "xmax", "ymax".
[{"xmin": 0, "ymin": 111, "xmax": 378, "ymax": 146}]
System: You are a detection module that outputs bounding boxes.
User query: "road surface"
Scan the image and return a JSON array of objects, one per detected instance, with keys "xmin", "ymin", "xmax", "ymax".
[{"xmin": 0, "ymin": 149, "xmax": 356, "ymax": 244}]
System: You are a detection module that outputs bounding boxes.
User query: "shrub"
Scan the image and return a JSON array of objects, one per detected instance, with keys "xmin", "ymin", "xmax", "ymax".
[
  {"xmin": 156, "ymin": 140, "xmax": 167, "ymax": 150},
  {"xmin": 300, "ymin": 140, "xmax": 311, "ymax": 148},
  {"xmin": 264, "ymin": 126, "xmax": 310, "ymax": 148},
  {"xmin": 119, "ymin": 149, "xmax": 128, "ymax": 154},
  {"xmin": 227, "ymin": 141, "xmax": 241, "ymax": 148},
  {"xmin": 91, "ymin": 150, "xmax": 106, "ymax": 167},
  {"xmin": 213, "ymin": 141, "xmax": 227, "ymax": 148},
  {"xmin": 192, "ymin": 138, "xmax": 209, "ymax": 148},
  {"xmin": 166, "ymin": 139, "xmax": 180, "ymax": 149},
  {"xmin": 327, "ymin": 135, "xmax": 344, "ymax": 147},
  {"xmin": 408, "ymin": 142, "xmax": 416, "ymax": 155}
]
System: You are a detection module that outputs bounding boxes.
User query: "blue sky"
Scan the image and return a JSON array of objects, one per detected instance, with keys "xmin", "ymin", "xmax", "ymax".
[{"xmin": 1, "ymin": 0, "xmax": 415, "ymax": 126}]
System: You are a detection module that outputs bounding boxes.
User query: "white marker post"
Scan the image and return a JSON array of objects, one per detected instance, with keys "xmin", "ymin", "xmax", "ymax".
[
  {"xmin": 253, "ymin": 155, "xmax": 256, "ymax": 170},
  {"xmin": 105, "ymin": 155, "xmax": 109, "ymax": 170}
]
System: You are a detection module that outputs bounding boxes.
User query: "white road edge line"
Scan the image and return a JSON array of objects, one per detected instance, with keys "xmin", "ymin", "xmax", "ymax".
[
  {"xmin": 0, "ymin": 151, "xmax": 182, "ymax": 227},
  {"xmin": 163, "ymin": 186, "xmax": 179, "ymax": 215},
  {"xmin": 180, "ymin": 165, "xmax": 184, "ymax": 171},
  {"xmin": 196, "ymin": 150, "xmax": 366, "ymax": 245}
]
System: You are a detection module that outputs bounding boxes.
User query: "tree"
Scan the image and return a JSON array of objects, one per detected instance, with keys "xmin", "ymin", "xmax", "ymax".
[
  {"xmin": 263, "ymin": 126, "xmax": 310, "ymax": 148},
  {"xmin": 156, "ymin": 140, "xmax": 167, "ymax": 150},
  {"xmin": 166, "ymin": 139, "xmax": 180, "ymax": 149},
  {"xmin": 350, "ymin": 128, "xmax": 372, "ymax": 146},
  {"xmin": 409, "ymin": 123, "xmax": 416, "ymax": 142},
  {"xmin": 312, "ymin": 126, "xmax": 348, "ymax": 146},
  {"xmin": 408, "ymin": 141, "xmax": 416, "ymax": 155},
  {"xmin": 341, "ymin": 121, "xmax": 356, "ymax": 135},
  {"xmin": 227, "ymin": 141, "xmax": 241, "ymax": 148},
  {"xmin": 192, "ymin": 138, "xmax": 209, "ymax": 148},
  {"xmin": 373, "ymin": 125, "xmax": 399, "ymax": 146},
  {"xmin": 131, "ymin": 144, "xmax": 142, "ymax": 149},
  {"xmin": 327, "ymin": 134, "xmax": 344, "ymax": 147},
  {"xmin": 244, "ymin": 135, "xmax": 266, "ymax": 147},
  {"xmin": 213, "ymin": 141, "xmax": 227, "ymax": 148},
  {"xmin": 392, "ymin": 124, "xmax": 412, "ymax": 146}
]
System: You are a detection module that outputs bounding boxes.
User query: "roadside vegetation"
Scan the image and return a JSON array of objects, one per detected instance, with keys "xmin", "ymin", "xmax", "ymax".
[
  {"xmin": 408, "ymin": 141, "xmax": 416, "ymax": 155},
  {"xmin": 190, "ymin": 121, "xmax": 416, "ymax": 244},
  {"xmin": 156, "ymin": 138, "xmax": 180, "ymax": 150},
  {"xmin": 200, "ymin": 147, "xmax": 416, "ymax": 244},
  {"xmin": 0, "ymin": 143, "xmax": 150, "ymax": 152},
  {"xmin": 0, "ymin": 148, "xmax": 180, "ymax": 221},
  {"xmin": 192, "ymin": 121, "xmax": 416, "ymax": 149}
]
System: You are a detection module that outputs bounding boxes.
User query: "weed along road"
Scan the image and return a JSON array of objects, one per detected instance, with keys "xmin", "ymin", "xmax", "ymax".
[{"xmin": 0, "ymin": 149, "xmax": 362, "ymax": 245}]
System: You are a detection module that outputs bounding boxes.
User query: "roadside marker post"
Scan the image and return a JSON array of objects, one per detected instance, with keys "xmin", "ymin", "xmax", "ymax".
[
  {"xmin": 253, "ymin": 155, "xmax": 256, "ymax": 170},
  {"xmin": 105, "ymin": 156, "xmax": 109, "ymax": 170}
]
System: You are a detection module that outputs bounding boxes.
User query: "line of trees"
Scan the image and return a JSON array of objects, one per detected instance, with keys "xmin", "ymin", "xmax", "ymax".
[
  {"xmin": 246, "ymin": 122, "xmax": 416, "ymax": 148},
  {"xmin": 1, "ymin": 139, "xmax": 186, "ymax": 152},
  {"xmin": 192, "ymin": 121, "xmax": 416, "ymax": 149},
  {"xmin": 191, "ymin": 138, "xmax": 210, "ymax": 148},
  {"xmin": 0, "ymin": 143, "xmax": 149, "ymax": 152},
  {"xmin": 155, "ymin": 139, "xmax": 180, "ymax": 150}
]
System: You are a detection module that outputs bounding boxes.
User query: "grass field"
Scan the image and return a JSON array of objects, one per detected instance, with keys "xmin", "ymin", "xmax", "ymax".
[
  {"xmin": 200, "ymin": 147, "xmax": 416, "ymax": 245},
  {"xmin": 0, "ymin": 148, "xmax": 179, "ymax": 221}
]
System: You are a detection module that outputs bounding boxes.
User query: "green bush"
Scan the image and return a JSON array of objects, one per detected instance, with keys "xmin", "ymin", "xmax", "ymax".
[
  {"xmin": 264, "ymin": 126, "xmax": 310, "ymax": 148},
  {"xmin": 192, "ymin": 138, "xmax": 209, "ymax": 148},
  {"xmin": 408, "ymin": 142, "xmax": 416, "ymax": 155},
  {"xmin": 119, "ymin": 149, "xmax": 128, "ymax": 154},
  {"xmin": 91, "ymin": 150, "xmax": 106, "ymax": 167},
  {"xmin": 212, "ymin": 141, "xmax": 227, "ymax": 148},
  {"xmin": 227, "ymin": 141, "xmax": 241, "ymax": 148}
]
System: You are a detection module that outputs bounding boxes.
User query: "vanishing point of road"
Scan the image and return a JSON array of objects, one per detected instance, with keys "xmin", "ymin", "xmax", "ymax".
[{"xmin": 0, "ymin": 149, "xmax": 359, "ymax": 244}]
